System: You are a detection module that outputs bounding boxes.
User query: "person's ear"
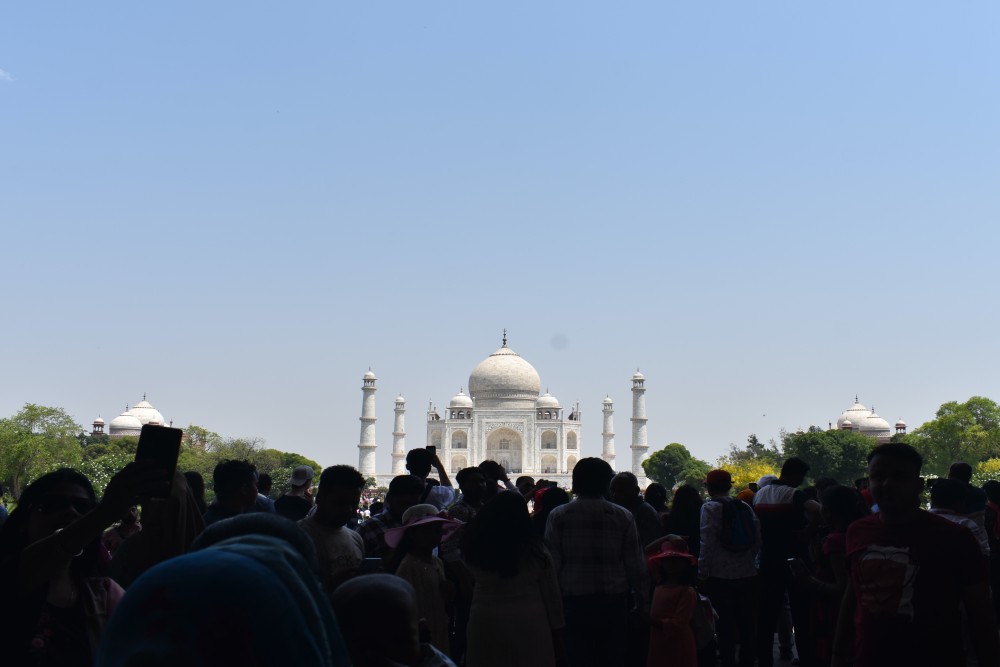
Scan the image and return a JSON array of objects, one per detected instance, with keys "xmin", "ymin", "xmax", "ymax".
[{"xmin": 916, "ymin": 477, "xmax": 925, "ymax": 493}]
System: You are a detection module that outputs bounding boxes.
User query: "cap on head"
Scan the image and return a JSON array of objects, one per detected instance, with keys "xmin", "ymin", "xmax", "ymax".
[
  {"xmin": 706, "ymin": 469, "xmax": 732, "ymax": 486},
  {"xmin": 290, "ymin": 466, "xmax": 314, "ymax": 487}
]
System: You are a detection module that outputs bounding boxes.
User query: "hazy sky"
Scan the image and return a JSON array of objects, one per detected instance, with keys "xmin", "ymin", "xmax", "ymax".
[{"xmin": 3, "ymin": 3, "xmax": 999, "ymax": 471}]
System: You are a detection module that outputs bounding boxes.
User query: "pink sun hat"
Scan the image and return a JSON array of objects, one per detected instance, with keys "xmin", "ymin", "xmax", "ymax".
[{"xmin": 384, "ymin": 503, "xmax": 464, "ymax": 549}]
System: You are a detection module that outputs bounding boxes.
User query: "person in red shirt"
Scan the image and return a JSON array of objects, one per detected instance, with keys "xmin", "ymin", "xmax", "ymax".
[{"xmin": 832, "ymin": 443, "xmax": 1000, "ymax": 667}]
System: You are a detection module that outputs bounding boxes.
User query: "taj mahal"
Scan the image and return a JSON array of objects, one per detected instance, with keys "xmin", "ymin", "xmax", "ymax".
[{"xmin": 357, "ymin": 334, "xmax": 652, "ymax": 487}]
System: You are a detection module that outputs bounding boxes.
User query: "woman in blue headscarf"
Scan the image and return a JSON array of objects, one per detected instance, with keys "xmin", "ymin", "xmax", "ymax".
[{"xmin": 97, "ymin": 514, "xmax": 350, "ymax": 667}]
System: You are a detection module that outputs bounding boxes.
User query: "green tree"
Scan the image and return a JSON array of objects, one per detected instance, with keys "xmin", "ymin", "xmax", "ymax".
[
  {"xmin": 642, "ymin": 443, "xmax": 711, "ymax": 490},
  {"xmin": 0, "ymin": 404, "xmax": 83, "ymax": 499},
  {"xmin": 909, "ymin": 397, "xmax": 1000, "ymax": 477},
  {"xmin": 781, "ymin": 427, "xmax": 875, "ymax": 484}
]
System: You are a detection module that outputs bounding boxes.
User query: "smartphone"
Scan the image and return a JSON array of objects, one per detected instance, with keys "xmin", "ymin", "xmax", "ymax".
[
  {"xmin": 426, "ymin": 445, "xmax": 436, "ymax": 455},
  {"xmin": 135, "ymin": 424, "xmax": 183, "ymax": 498}
]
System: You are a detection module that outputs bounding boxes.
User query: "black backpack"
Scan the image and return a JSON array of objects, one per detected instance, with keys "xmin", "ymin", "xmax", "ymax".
[{"xmin": 715, "ymin": 496, "xmax": 756, "ymax": 551}]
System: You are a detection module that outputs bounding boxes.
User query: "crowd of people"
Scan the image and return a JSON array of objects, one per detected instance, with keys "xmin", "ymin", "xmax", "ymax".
[{"xmin": 1, "ymin": 442, "xmax": 999, "ymax": 667}]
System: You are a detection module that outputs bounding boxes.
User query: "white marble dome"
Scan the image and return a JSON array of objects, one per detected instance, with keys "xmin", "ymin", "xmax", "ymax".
[
  {"xmin": 129, "ymin": 398, "xmax": 166, "ymax": 426},
  {"xmin": 468, "ymin": 343, "xmax": 541, "ymax": 407},
  {"xmin": 449, "ymin": 389, "xmax": 474, "ymax": 409},
  {"xmin": 861, "ymin": 409, "xmax": 891, "ymax": 436},
  {"xmin": 109, "ymin": 408, "xmax": 143, "ymax": 436},
  {"xmin": 837, "ymin": 400, "xmax": 871, "ymax": 429},
  {"xmin": 536, "ymin": 392, "xmax": 561, "ymax": 409}
]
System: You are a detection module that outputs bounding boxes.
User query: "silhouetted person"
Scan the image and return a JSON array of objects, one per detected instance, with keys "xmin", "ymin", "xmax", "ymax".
[
  {"xmin": 300, "ymin": 465, "xmax": 366, "ymax": 596},
  {"xmin": 832, "ymin": 443, "xmax": 999, "ymax": 667},
  {"xmin": 204, "ymin": 460, "xmax": 259, "ymax": 526},
  {"xmin": 752, "ymin": 457, "xmax": 820, "ymax": 667},
  {"xmin": 545, "ymin": 457, "xmax": 649, "ymax": 667},
  {"xmin": 700, "ymin": 469, "xmax": 760, "ymax": 667},
  {"xmin": 275, "ymin": 465, "xmax": 314, "ymax": 521},
  {"xmin": 357, "ymin": 474, "xmax": 425, "ymax": 561},
  {"xmin": 463, "ymin": 492, "xmax": 565, "ymax": 667},
  {"xmin": 332, "ymin": 574, "xmax": 457, "ymax": 666}
]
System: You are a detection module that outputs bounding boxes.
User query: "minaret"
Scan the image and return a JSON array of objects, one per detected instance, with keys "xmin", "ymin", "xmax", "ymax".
[
  {"xmin": 358, "ymin": 370, "xmax": 378, "ymax": 477},
  {"xmin": 630, "ymin": 370, "xmax": 649, "ymax": 483},
  {"xmin": 601, "ymin": 396, "xmax": 616, "ymax": 467},
  {"xmin": 392, "ymin": 395, "xmax": 407, "ymax": 475}
]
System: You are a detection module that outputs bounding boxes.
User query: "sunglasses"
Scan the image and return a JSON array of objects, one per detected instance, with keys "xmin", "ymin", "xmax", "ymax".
[{"xmin": 35, "ymin": 495, "xmax": 96, "ymax": 515}]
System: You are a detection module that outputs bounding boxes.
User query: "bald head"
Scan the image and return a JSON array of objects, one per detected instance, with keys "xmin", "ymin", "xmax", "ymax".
[{"xmin": 332, "ymin": 574, "xmax": 420, "ymax": 666}]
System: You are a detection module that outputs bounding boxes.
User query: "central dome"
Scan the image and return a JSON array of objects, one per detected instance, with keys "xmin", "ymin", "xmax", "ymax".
[{"xmin": 468, "ymin": 343, "xmax": 542, "ymax": 407}]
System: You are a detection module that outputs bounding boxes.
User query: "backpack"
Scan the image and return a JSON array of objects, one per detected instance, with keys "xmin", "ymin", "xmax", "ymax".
[{"xmin": 715, "ymin": 496, "xmax": 756, "ymax": 551}]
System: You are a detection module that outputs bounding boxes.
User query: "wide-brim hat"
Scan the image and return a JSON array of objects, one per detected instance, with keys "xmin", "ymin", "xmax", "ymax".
[
  {"xmin": 646, "ymin": 543, "xmax": 697, "ymax": 571},
  {"xmin": 384, "ymin": 503, "xmax": 463, "ymax": 549}
]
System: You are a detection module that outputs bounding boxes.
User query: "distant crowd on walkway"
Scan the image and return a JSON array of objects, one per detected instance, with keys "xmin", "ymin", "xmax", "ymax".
[{"xmin": 2, "ymin": 442, "xmax": 1000, "ymax": 667}]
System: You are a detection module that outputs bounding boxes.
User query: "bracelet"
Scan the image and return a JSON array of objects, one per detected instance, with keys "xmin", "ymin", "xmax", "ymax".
[{"xmin": 53, "ymin": 528, "xmax": 84, "ymax": 558}]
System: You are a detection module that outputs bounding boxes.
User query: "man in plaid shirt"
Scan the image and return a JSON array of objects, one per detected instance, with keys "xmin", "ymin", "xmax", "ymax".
[
  {"xmin": 545, "ymin": 458, "xmax": 650, "ymax": 667},
  {"xmin": 356, "ymin": 474, "xmax": 425, "ymax": 561}
]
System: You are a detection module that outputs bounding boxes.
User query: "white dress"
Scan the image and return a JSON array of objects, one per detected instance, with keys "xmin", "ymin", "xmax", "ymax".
[{"xmin": 466, "ymin": 547, "xmax": 565, "ymax": 667}]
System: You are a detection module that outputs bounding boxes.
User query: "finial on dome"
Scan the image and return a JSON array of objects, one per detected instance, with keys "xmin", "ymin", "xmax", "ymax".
[
  {"xmin": 502, "ymin": 329, "xmax": 507, "ymax": 347},
  {"xmin": 143, "ymin": 392, "xmax": 147, "ymax": 401},
  {"xmin": 855, "ymin": 394, "xmax": 859, "ymax": 403}
]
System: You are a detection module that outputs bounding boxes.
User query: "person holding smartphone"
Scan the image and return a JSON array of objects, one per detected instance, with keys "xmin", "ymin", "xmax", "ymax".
[{"xmin": 405, "ymin": 448, "xmax": 455, "ymax": 511}]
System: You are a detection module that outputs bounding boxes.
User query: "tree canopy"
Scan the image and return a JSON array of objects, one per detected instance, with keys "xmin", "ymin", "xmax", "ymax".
[
  {"xmin": 781, "ymin": 427, "xmax": 875, "ymax": 484},
  {"xmin": 0, "ymin": 405, "xmax": 321, "ymax": 501},
  {"xmin": 0, "ymin": 404, "xmax": 83, "ymax": 498},
  {"xmin": 641, "ymin": 443, "xmax": 711, "ymax": 490},
  {"xmin": 908, "ymin": 397, "xmax": 1000, "ymax": 477}
]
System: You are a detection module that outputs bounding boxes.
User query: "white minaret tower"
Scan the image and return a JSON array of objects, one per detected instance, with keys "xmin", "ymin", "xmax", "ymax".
[
  {"xmin": 630, "ymin": 370, "xmax": 649, "ymax": 484},
  {"xmin": 358, "ymin": 369, "xmax": 378, "ymax": 477},
  {"xmin": 392, "ymin": 394, "xmax": 407, "ymax": 475},
  {"xmin": 601, "ymin": 396, "xmax": 616, "ymax": 467}
]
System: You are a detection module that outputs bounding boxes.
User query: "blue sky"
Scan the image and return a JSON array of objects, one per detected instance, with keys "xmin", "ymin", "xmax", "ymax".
[{"xmin": 2, "ymin": 2, "xmax": 998, "ymax": 471}]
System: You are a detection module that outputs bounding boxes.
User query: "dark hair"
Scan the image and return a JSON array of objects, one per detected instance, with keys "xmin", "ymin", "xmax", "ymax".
[
  {"xmin": 184, "ymin": 471, "xmax": 207, "ymax": 514},
  {"xmin": 369, "ymin": 501, "xmax": 384, "ymax": 515},
  {"xmin": 814, "ymin": 477, "xmax": 839, "ymax": 494},
  {"xmin": 257, "ymin": 473, "xmax": 273, "ymax": 495},
  {"xmin": 0, "ymin": 468, "xmax": 105, "ymax": 576},
  {"xmin": 929, "ymin": 478, "xmax": 965, "ymax": 511},
  {"xmin": 670, "ymin": 484, "xmax": 703, "ymax": 517},
  {"xmin": 387, "ymin": 475, "xmax": 425, "ymax": 497},
  {"xmin": 983, "ymin": 480, "xmax": 1000, "ymax": 504},
  {"xmin": 644, "ymin": 483, "xmax": 668, "ymax": 511},
  {"xmin": 318, "ymin": 465, "xmax": 365, "ymax": 494},
  {"xmin": 571, "ymin": 458, "xmax": 614, "ymax": 497},
  {"xmin": 456, "ymin": 467, "xmax": 484, "ymax": 488},
  {"xmin": 463, "ymin": 492, "xmax": 541, "ymax": 578},
  {"xmin": 949, "ymin": 462, "xmax": 973, "ymax": 483},
  {"xmin": 405, "ymin": 448, "xmax": 432, "ymax": 469},
  {"xmin": 820, "ymin": 485, "xmax": 867, "ymax": 529},
  {"xmin": 867, "ymin": 443, "xmax": 923, "ymax": 472},
  {"xmin": 515, "ymin": 476, "xmax": 534, "ymax": 488},
  {"xmin": 781, "ymin": 457, "xmax": 811, "ymax": 478},
  {"xmin": 213, "ymin": 460, "xmax": 257, "ymax": 498},
  {"xmin": 478, "ymin": 460, "xmax": 503, "ymax": 481}
]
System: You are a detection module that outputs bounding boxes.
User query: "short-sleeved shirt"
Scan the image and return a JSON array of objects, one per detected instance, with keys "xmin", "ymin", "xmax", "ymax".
[
  {"xmin": 846, "ymin": 511, "xmax": 988, "ymax": 667},
  {"xmin": 274, "ymin": 494, "xmax": 312, "ymax": 522},
  {"xmin": 298, "ymin": 516, "xmax": 364, "ymax": 592}
]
